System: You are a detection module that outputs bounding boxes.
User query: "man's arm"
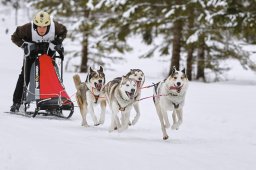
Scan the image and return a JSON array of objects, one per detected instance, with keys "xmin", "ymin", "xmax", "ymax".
[
  {"xmin": 53, "ymin": 21, "xmax": 67, "ymax": 45},
  {"xmin": 11, "ymin": 23, "xmax": 32, "ymax": 47}
]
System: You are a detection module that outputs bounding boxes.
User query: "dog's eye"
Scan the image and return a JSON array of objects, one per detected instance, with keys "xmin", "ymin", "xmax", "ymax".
[
  {"xmin": 126, "ymin": 84, "xmax": 129, "ymax": 87},
  {"xmin": 135, "ymin": 74, "xmax": 137, "ymax": 76},
  {"xmin": 174, "ymin": 77, "xmax": 177, "ymax": 79}
]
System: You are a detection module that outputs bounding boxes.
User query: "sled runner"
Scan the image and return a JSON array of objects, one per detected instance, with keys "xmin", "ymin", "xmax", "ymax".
[{"xmin": 20, "ymin": 44, "xmax": 74, "ymax": 119}]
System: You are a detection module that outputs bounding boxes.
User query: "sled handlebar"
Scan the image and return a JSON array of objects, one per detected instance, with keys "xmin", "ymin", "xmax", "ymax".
[{"xmin": 24, "ymin": 42, "xmax": 64, "ymax": 60}]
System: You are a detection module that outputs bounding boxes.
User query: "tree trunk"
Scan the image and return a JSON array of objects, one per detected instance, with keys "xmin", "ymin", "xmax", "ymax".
[
  {"xmin": 186, "ymin": 5, "xmax": 195, "ymax": 81},
  {"xmin": 187, "ymin": 47, "xmax": 193, "ymax": 80},
  {"xmin": 169, "ymin": 19, "xmax": 183, "ymax": 75},
  {"xmin": 80, "ymin": 10, "xmax": 90, "ymax": 73},
  {"xmin": 196, "ymin": 34, "xmax": 205, "ymax": 81}
]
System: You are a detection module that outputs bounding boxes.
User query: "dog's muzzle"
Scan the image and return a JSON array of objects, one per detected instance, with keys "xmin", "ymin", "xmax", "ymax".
[
  {"xmin": 94, "ymin": 82, "xmax": 103, "ymax": 91},
  {"xmin": 125, "ymin": 89, "xmax": 135, "ymax": 99},
  {"xmin": 169, "ymin": 85, "xmax": 183, "ymax": 93},
  {"xmin": 136, "ymin": 81, "xmax": 142, "ymax": 88}
]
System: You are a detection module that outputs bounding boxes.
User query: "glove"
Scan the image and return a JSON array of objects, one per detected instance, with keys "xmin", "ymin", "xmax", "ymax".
[
  {"xmin": 48, "ymin": 42, "xmax": 56, "ymax": 51},
  {"xmin": 55, "ymin": 44, "xmax": 64, "ymax": 54},
  {"xmin": 22, "ymin": 42, "xmax": 37, "ymax": 57},
  {"xmin": 49, "ymin": 41, "xmax": 64, "ymax": 54}
]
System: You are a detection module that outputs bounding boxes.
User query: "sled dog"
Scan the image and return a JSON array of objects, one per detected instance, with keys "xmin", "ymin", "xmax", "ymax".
[
  {"xmin": 153, "ymin": 66, "xmax": 189, "ymax": 140},
  {"xmin": 103, "ymin": 75, "xmax": 138, "ymax": 132},
  {"xmin": 73, "ymin": 66, "xmax": 106, "ymax": 127},
  {"xmin": 125, "ymin": 69, "xmax": 145, "ymax": 125}
]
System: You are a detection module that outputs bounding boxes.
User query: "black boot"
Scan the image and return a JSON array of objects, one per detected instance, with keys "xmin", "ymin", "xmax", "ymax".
[{"xmin": 10, "ymin": 103, "xmax": 21, "ymax": 112}]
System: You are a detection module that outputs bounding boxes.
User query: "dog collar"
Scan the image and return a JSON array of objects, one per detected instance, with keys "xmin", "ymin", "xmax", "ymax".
[{"xmin": 169, "ymin": 92, "xmax": 178, "ymax": 96}]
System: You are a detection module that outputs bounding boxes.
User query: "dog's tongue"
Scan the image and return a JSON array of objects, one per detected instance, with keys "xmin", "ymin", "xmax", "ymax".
[
  {"xmin": 169, "ymin": 86, "xmax": 177, "ymax": 90},
  {"xmin": 96, "ymin": 83, "xmax": 102, "ymax": 91},
  {"xmin": 136, "ymin": 81, "xmax": 141, "ymax": 88},
  {"xmin": 169, "ymin": 86, "xmax": 182, "ymax": 92},
  {"xmin": 126, "ymin": 91, "xmax": 134, "ymax": 99}
]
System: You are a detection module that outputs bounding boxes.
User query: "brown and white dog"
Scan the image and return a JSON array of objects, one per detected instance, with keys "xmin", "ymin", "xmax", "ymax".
[
  {"xmin": 153, "ymin": 66, "xmax": 189, "ymax": 140},
  {"xmin": 73, "ymin": 66, "xmax": 106, "ymax": 127}
]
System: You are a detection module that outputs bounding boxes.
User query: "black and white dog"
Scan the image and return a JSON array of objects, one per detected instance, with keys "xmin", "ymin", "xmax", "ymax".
[
  {"xmin": 125, "ymin": 69, "xmax": 145, "ymax": 125},
  {"xmin": 103, "ymin": 75, "xmax": 138, "ymax": 132},
  {"xmin": 73, "ymin": 66, "xmax": 106, "ymax": 127},
  {"xmin": 153, "ymin": 66, "xmax": 189, "ymax": 140}
]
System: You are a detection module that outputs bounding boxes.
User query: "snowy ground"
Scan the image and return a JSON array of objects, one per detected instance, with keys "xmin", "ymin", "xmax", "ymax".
[{"xmin": 1, "ymin": 7, "xmax": 256, "ymax": 170}]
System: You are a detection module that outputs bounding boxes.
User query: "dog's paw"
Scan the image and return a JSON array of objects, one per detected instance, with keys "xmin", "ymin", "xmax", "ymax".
[
  {"xmin": 82, "ymin": 123, "xmax": 90, "ymax": 127},
  {"xmin": 171, "ymin": 124, "xmax": 179, "ymax": 130},
  {"xmin": 117, "ymin": 128, "xmax": 125, "ymax": 133},
  {"xmin": 131, "ymin": 115, "xmax": 140, "ymax": 125},
  {"xmin": 81, "ymin": 119, "xmax": 89, "ymax": 127},
  {"xmin": 108, "ymin": 127, "xmax": 115, "ymax": 132},
  {"xmin": 163, "ymin": 135, "xmax": 169, "ymax": 140},
  {"xmin": 131, "ymin": 119, "xmax": 138, "ymax": 126},
  {"xmin": 118, "ymin": 126, "xmax": 128, "ymax": 133},
  {"xmin": 99, "ymin": 119, "xmax": 105, "ymax": 125}
]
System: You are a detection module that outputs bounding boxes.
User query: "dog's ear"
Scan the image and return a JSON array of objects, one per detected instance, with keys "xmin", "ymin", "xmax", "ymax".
[
  {"xmin": 99, "ymin": 66, "xmax": 104, "ymax": 72},
  {"xmin": 171, "ymin": 66, "xmax": 176, "ymax": 76},
  {"xmin": 120, "ymin": 76, "xmax": 125, "ymax": 86},
  {"xmin": 121, "ymin": 75, "xmax": 128, "ymax": 83},
  {"xmin": 181, "ymin": 68, "xmax": 186, "ymax": 74},
  {"xmin": 89, "ymin": 67, "xmax": 94, "ymax": 73}
]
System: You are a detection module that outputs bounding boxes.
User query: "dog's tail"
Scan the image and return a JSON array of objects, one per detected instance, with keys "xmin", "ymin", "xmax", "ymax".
[
  {"xmin": 73, "ymin": 74, "xmax": 88, "ymax": 107},
  {"xmin": 73, "ymin": 74, "xmax": 82, "ymax": 90}
]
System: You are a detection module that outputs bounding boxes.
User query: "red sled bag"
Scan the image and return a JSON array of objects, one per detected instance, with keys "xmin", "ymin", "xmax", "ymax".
[{"xmin": 23, "ymin": 54, "xmax": 74, "ymax": 119}]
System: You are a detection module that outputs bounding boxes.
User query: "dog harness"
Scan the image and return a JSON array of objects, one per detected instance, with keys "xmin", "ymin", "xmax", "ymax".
[
  {"xmin": 118, "ymin": 103, "xmax": 126, "ymax": 111},
  {"xmin": 172, "ymin": 103, "xmax": 179, "ymax": 109},
  {"xmin": 94, "ymin": 95, "xmax": 99, "ymax": 104}
]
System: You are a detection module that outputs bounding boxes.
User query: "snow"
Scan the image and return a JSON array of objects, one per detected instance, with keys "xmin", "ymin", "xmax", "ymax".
[{"xmin": 1, "ymin": 6, "xmax": 256, "ymax": 170}]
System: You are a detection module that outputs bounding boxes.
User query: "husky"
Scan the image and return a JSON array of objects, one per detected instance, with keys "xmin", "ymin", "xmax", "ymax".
[
  {"xmin": 125, "ymin": 69, "xmax": 145, "ymax": 125},
  {"xmin": 103, "ymin": 75, "xmax": 137, "ymax": 132},
  {"xmin": 73, "ymin": 66, "xmax": 106, "ymax": 127},
  {"xmin": 153, "ymin": 66, "xmax": 189, "ymax": 140}
]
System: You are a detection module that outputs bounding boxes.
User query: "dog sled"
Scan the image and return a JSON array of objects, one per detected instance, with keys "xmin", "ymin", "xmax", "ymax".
[{"xmin": 20, "ymin": 43, "xmax": 74, "ymax": 119}]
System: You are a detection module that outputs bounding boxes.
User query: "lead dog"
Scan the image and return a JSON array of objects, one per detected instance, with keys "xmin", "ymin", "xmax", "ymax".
[
  {"xmin": 125, "ymin": 69, "xmax": 145, "ymax": 125},
  {"xmin": 103, "ymin": 75, "xmax": 137, "ymax": 132},
  {"xmin": 153, "ymin": 66, "xmax": 189, "ymax": 140},
  {"xmin": 73, "ymin": 66, "xmax": 106, "ymax": 127}
]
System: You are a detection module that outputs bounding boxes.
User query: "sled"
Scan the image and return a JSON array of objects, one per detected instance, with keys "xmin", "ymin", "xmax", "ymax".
[{"xmin": 20, "ymin": 46, "xmax": 74, "ymax": 119}]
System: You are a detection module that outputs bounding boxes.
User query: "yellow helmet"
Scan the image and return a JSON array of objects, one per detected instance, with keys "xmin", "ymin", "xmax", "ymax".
[{"xmin": 33, "ymin": 11, "xmax": 51, "ymax": 27}]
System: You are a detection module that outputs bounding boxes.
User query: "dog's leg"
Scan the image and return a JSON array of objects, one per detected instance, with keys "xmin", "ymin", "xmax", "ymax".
[
  {"xmin": 99, "ymin": 100, "xmax": 106, "ymax": 125},
  {"xmin": 109, "ymin": 114, "xmax": 116, "ymax": 132},
  {"xmin": 171, "ymin": 110, "xmax": 179, "ymax": 130},
  {"xmin": 88, "ymin": 103, "xmax": 99, "ymax": 126},
  {"xmin": 109, "ymin": 102, "xmax": 120, "ymax": 132},
  {"xmin": 118, "ymin": 108, "xmax": 132, "ymax": 132},
  {"xmin": 155, "ymin": 103, "xmax": 169, "ymax": 140},
  {"xmin": 76, "ymin": 95, "xmax": 89, "ymax": 127},
  {"xmin": 162, "ymin": 108, "xmax": 170, "ymax": 129},
  {"xmin": 131, "ymin": 101, "xmax": 140, "ymax": 126},
  {"xmin": 121, "ymin": 113, "xmax": 125, "ymax": 125},
  {"xmin": 81, "ymin": 103, "xmax": 89, "ymax": 127},
  {"xmin": 176, "ymin": 108, "xmax": 183, "ymax": 129}
]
